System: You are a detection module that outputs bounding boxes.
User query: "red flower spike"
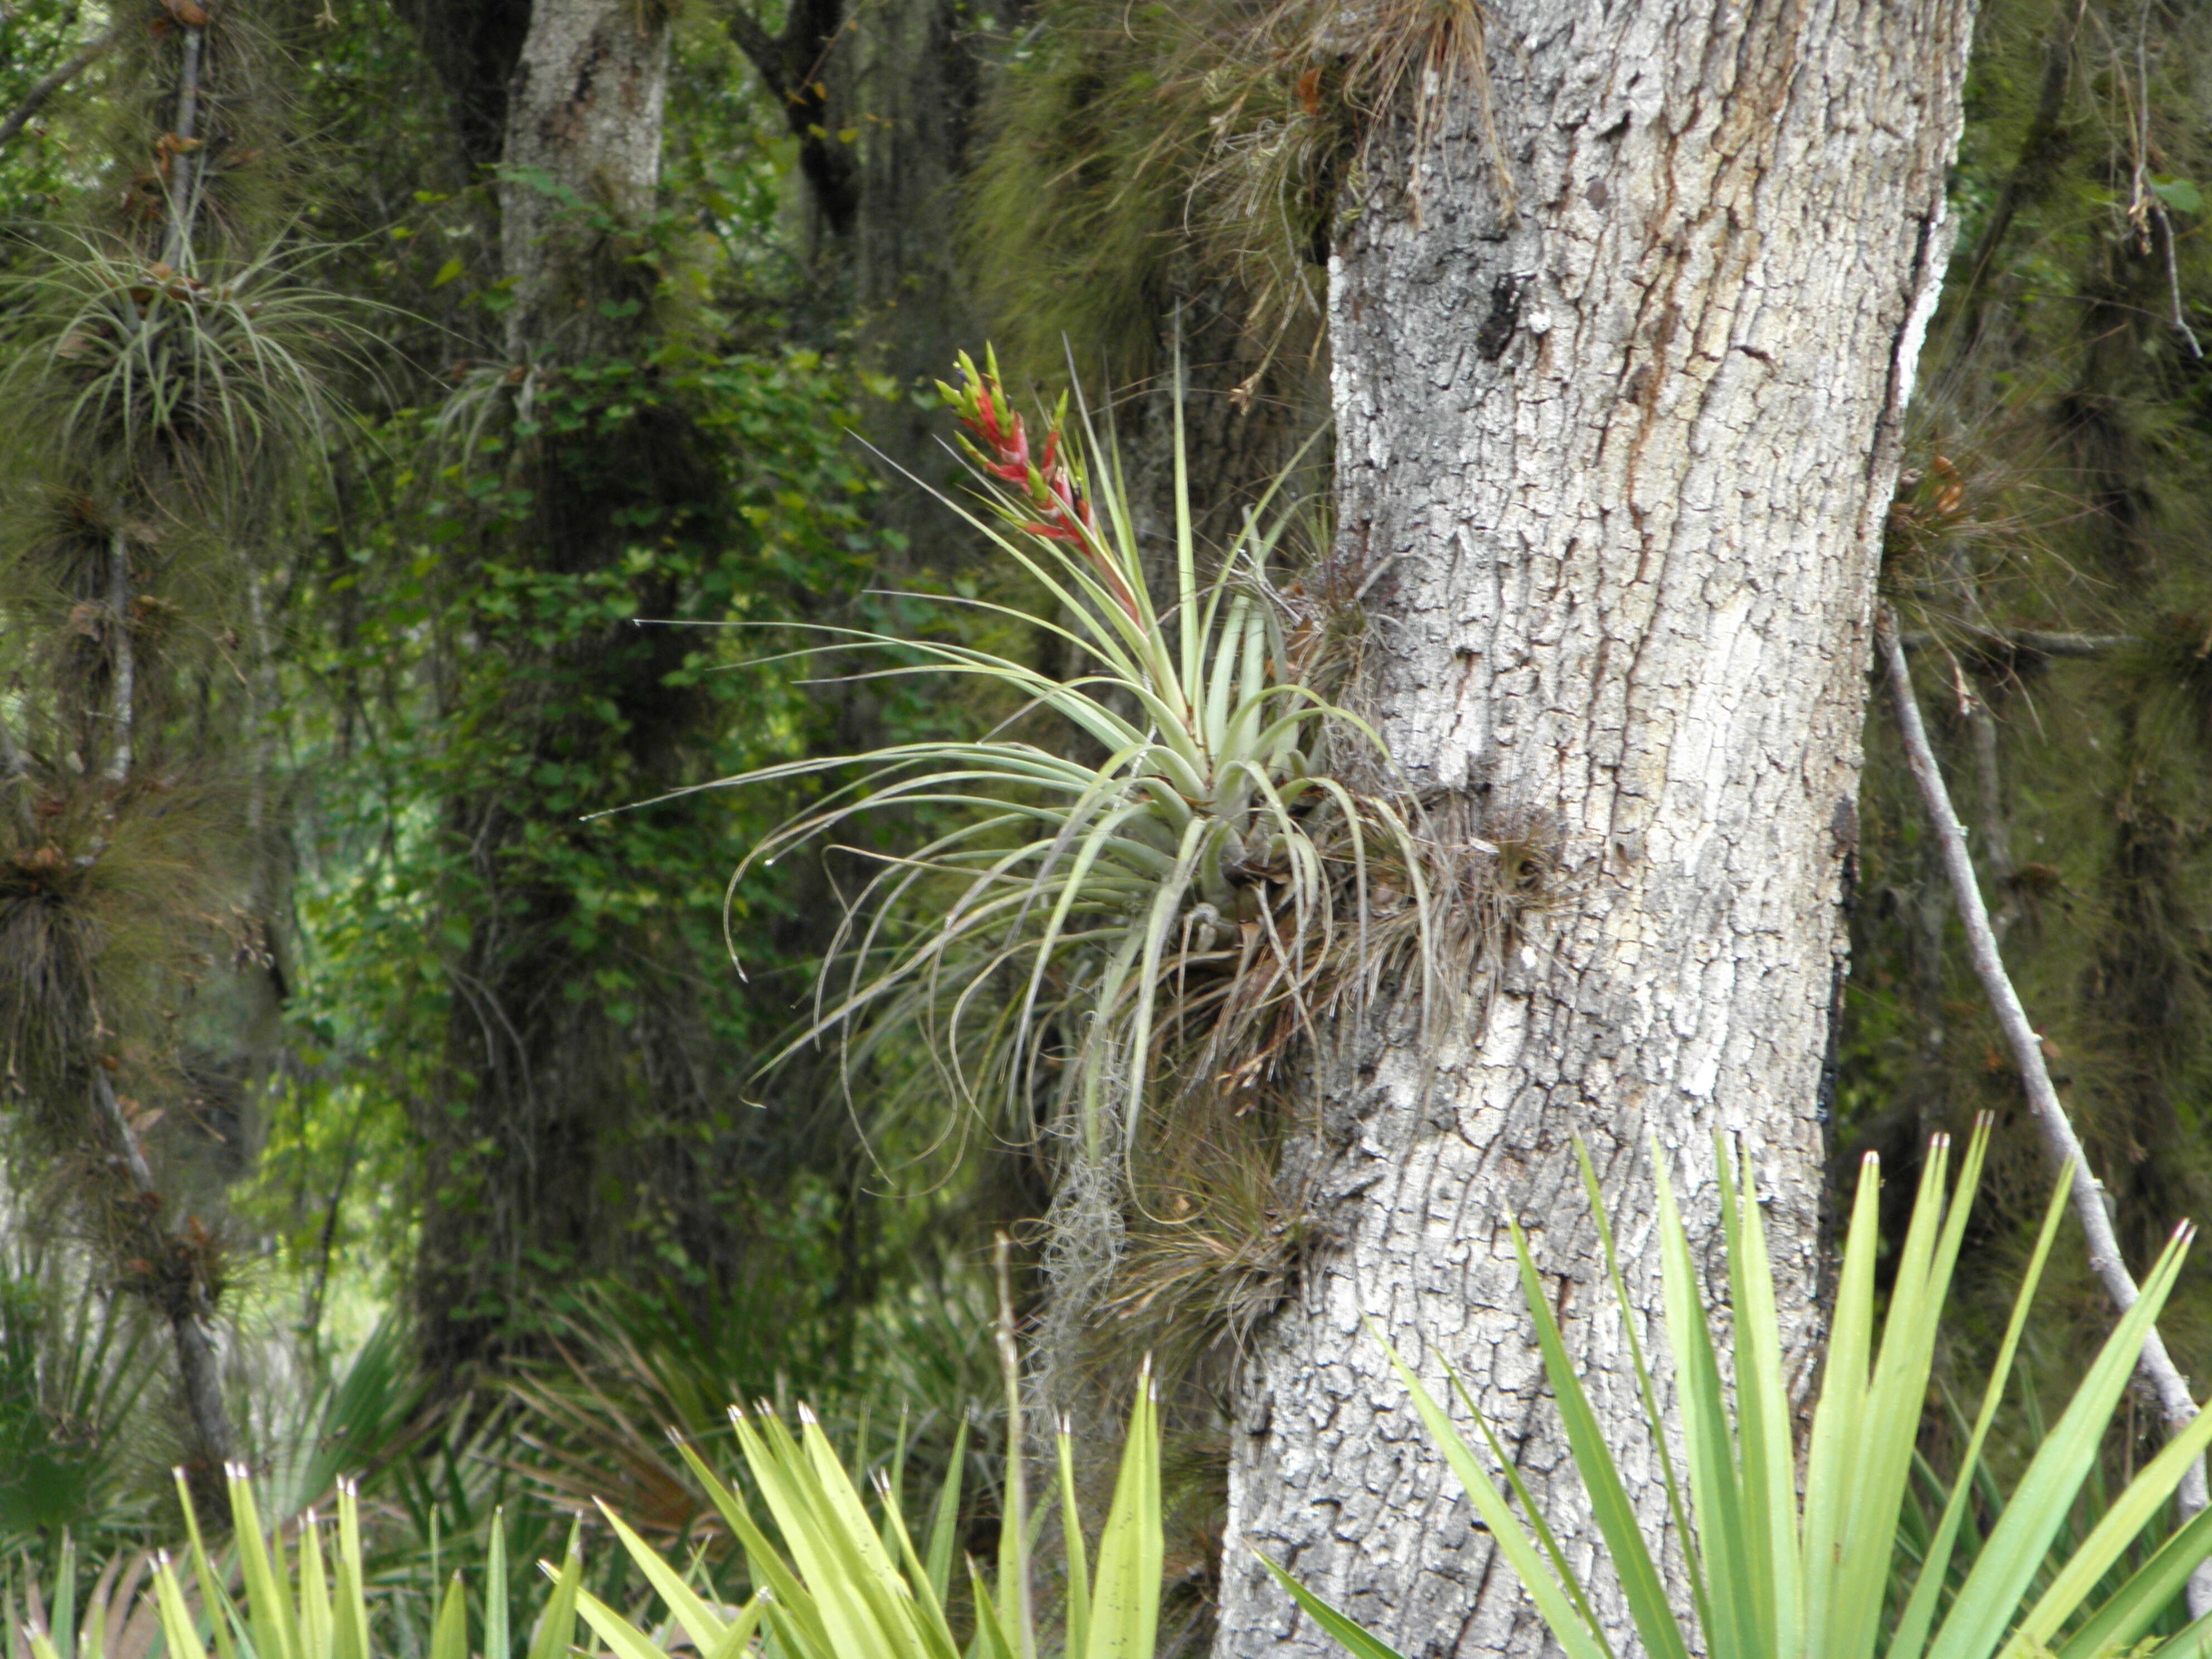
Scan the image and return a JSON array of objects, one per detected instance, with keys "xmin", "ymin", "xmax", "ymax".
[{"xmin": 949, "ymin": 350, "xmax": 1119, "ymax": 605}]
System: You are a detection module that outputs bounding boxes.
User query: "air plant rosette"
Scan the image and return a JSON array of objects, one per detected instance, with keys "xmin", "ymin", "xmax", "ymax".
[{"xmin": 721, "ymin": 348, "xmax": 1459, "ymax": 1175}]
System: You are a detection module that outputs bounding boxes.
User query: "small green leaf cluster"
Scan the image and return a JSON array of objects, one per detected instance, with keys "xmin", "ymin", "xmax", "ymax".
[
  {"xmin": 965, "ymin": 0, "xmax": 1491, "ymax": 393},
  {"xmin": 0, "ymin": 14, "xmax": 88, "ymax": 226}
]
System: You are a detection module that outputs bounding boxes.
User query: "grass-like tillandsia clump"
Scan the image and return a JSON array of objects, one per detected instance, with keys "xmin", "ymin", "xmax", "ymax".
[
  {"xmin": 1275, "ymin": 1122, "xmax": 2212, "ymax": 1659},
  {"xmin": 966, "ymin": 0, "xmax": 1503, "ymax": 395},
  {"xmin": 3, "ymin": 232, "xmax": 365, "ymax": 502},
  {"xmin": 721, "ymin": 349, "xmax": 1451, "ymax": 1171}
]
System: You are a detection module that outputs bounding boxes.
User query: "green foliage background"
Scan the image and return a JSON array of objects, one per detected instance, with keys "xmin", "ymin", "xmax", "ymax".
[{"xmin": 1846, "ymin": 0, "xmax": 2212, "ymax": 1407}]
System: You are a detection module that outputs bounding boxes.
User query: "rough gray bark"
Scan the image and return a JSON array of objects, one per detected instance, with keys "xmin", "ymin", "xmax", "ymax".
[
  {"xmin": 1215, "ymin": 3, "xmax": 1975, "ymax": 1656},
  {"xmin": 499, "ymin": 0, "xmax": 668, "ymax": 362}
]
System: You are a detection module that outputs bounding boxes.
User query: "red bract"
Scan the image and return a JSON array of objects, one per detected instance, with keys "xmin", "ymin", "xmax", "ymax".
[
  {"xmin": 940, "ymin": 348, "xmax": 1131, "ymax": 619},
  {"xmin": 950, "ymin": 357, "xmax": 1097, "ymax": 542}
]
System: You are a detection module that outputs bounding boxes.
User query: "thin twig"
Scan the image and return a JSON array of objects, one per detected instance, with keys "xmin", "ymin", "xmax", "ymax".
[
  {"xmin": 1964, "ymin": 698, "xmax": 2022, "ymax": 943},
  {"xmin": 1876, "ymin": 600, "xmax": 2212, "ymax": 1617},
  {"xmin": 1998, "ymin": 627, "xmax": 2135, "ymax": 657},
  {"xmin": 1898, "ymin": 627, "xmax": 2134, "ymax": 659},
  {"xmin": 92, "ymin": 1069, "xmax": 158, "ymax": 1194},
  {"xmin": 2154, "ymin": 200, "xmax": 2203, "ymax": 358},
  {"xmin": 0, "ymin": 28, "xmax": 113, "ymax": 148},
  {"xmin": 245, "ymin": 572, "xmax": 272, "ymax": 835}
]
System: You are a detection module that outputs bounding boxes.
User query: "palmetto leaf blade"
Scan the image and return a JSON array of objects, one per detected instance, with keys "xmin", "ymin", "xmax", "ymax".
[
  {"xmin": 1888, "ymin": 1153, "xmax": 2071, "ymax": 1659},
  {"xmin": 1655, "ymin": 1157, "xmax": 1757, "ymax": 1659},
  {"xmin": 1509, "ymin": 1214, "xmax": 1692, "ymax": 1659},
  {"xmin": 1370, "ymin": 1327, "xmax": 1618, "ymax": 1659},
  {"xmin": 1717, "ymin": 1148, "xmax": 1799, "ymax": 1659},
  {"xmin": 1932, "ymin": 1223, "xmax": 2196, "ymax": 1659}
]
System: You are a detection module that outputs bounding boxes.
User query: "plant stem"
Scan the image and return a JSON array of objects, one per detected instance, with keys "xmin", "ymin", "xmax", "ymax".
[
  {"xmin": 103, "ymin": 531, "xmax": 133, "ymax": 783},
  {"xmin": 1876, "ymin": 600, "xmax": 2212, "ymax": 1617},
  {"xmin": 162, "ymin": 25, "xmax": 205, "ymax": 271},
  {"xmin": 93, "ymin": 1067, "xmax": 235, "ymax": 1482}
]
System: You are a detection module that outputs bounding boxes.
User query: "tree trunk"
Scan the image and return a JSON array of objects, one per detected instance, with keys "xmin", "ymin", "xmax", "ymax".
[
  {"xmin": 499, "ymin": 0, "xmax": 668, "ymax": 362},
  {"xmin": 414, "ymin": 0, "xmax": 675, "ymax": 1377},
  {"xmin": 386, "ymin": 0, "xmax": 533, "ymax": 170},
  {"xmin": 1216, "ymin": 2, "xmax": 1974, "ymax": 1655}
]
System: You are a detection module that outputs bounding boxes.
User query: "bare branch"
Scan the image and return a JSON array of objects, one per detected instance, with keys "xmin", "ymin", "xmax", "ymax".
[
  {"xmin": 720, "ymin": 0, "xmax": 858, "ymax": 234},
  {"xmin": 1964, "ymin": 698, "xmax": 2021, "ymax": 943},
  {"xmin": 1899, "ymin": 627, "xmax": 2133, "ymax": 659},
  {"xmin": 0, "ymin": 28, "xmax": 115, "ymax": 148},
  {"xmin": 92, "ymin": 1069, "xmax": 158, "ymax": 1196},
  {"xmin": 722, "ymin": 3, "xmax": 787, "ymax": 96},
  {"xmin": 1876, "ymin": 600, "xmax": 2212, "ymax": 1618},
  {"xmin": 2001, "ymin": 627, "xmax": 2135, "ymax": 657},
  {"xmin": 162, "ymin": 23, "xmax": 207, "ymax": 270}
]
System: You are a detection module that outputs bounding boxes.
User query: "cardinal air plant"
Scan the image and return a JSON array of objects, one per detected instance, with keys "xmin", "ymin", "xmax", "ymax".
[{"xmin": 722, "ymin": 351, "xmax": 1444, "ymax": 1181}]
